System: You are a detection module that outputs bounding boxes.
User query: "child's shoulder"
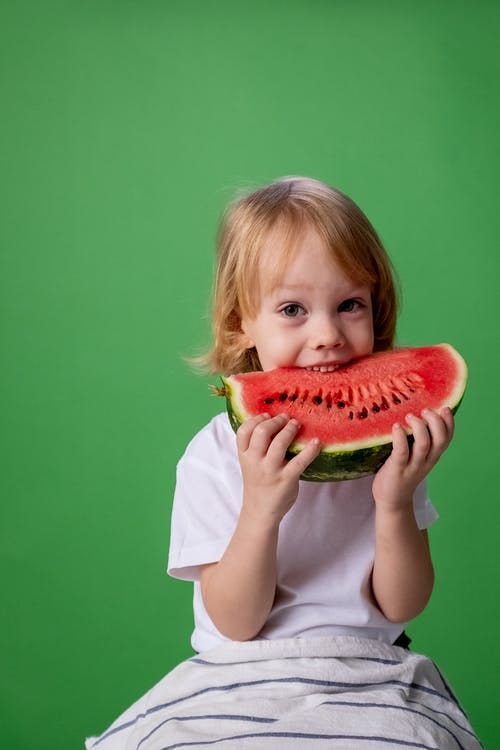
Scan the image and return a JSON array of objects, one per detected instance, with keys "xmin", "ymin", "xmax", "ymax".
[{"xmin": 180, "ymin": 412, "xmax": 236, "ymax": 463}]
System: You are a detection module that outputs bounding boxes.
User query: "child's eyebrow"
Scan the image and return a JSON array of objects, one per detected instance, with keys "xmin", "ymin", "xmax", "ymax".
[
  {"xmin": 274, "ymin": 283, "xmax": 313, "ymax": 291},
  {"xmin": 272, "ymin": 283, "xmax": 370, "ymax": 295}
]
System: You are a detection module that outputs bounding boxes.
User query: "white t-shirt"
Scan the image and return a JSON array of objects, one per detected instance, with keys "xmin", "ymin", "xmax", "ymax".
[{"xmin": 168, "ymin": 413, "xmax": 438, "ymax": 653}]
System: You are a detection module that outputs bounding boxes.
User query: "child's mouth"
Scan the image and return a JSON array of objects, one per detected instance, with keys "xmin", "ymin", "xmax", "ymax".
[{"xmin": 304, "ymin": 363, "xmax": 346, "ymax": 373}]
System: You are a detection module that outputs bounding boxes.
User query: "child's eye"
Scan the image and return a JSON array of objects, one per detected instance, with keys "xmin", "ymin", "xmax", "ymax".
[
  {"xmin": 280, "ymin": 303, "xmax": 306, "ymax": 318},
  {"xmin": 338, "ymin": 298, "xmax": 364, "ymax": 313}
]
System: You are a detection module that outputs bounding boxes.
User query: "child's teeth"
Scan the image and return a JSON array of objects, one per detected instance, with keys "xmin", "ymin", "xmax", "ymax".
[{"xmin": 307, "ymin": 365, "xmax": 337, "ymax": 372}]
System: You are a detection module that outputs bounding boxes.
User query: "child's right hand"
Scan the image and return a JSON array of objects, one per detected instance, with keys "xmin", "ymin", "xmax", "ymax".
[{"xmin": 236, "ymin": 413, "xmax": 321, "ymax": 524}]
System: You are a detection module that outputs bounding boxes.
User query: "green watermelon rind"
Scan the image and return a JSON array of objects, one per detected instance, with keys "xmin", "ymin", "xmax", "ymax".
[
  {"xmin": 226, "ymin": 394, "xmax": 462, "ymax": 482},
  {"xmin": 221, "ymin": 357, "xmax": 466, "ymax": 482},
  {"xmin": 287, "ymin": 442, "xmax": 394, "ymax": 481}
]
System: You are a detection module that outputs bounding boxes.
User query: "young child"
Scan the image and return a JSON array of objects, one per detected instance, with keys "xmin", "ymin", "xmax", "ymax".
[
  {"xmin": 86, "ymin": 177, "xmax": 481, "ymax": 750},
  {"xmin": 168, "ymin": 175, "xmax": 451, "ymax": 650}
]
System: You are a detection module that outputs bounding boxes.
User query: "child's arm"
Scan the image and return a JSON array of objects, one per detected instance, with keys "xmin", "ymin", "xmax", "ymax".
[
  {"xmin": 200, "ymin": 413, "xmax": 321, "ymax": 642},
  {"xmin": 371, "ymin": 407, "xmax": 454, "ymax": 623}
]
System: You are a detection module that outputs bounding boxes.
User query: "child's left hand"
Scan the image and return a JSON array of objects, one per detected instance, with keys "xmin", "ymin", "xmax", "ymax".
[{"xmin": 371, "ymin": 407, "xmax": 454, "ymax": 511}]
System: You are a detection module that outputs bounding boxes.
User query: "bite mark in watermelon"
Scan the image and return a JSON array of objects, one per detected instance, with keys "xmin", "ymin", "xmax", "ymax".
[{"xmin": 220, "ymin": 344, "xmax": 467, "ymax": 481}]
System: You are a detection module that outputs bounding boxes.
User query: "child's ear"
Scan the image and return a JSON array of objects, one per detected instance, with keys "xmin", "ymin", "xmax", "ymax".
[{"xmin": 239, "ymin": 319, "xmax": 255, "ymax": 350}]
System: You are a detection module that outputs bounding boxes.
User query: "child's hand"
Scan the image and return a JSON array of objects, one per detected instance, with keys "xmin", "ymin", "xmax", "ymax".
[
  {"xmin": 372, "ymin": 407, "xmax": 454, "ymax": 511},
  {"xmin": 236, "ymin": 413, "xmax": 321, "ymax": 524}
]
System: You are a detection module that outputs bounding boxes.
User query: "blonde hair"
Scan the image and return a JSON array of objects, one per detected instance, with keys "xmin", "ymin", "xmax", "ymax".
[{"xmin": 199, "ymin": 176, "xmax": 399, "ymax": 374}]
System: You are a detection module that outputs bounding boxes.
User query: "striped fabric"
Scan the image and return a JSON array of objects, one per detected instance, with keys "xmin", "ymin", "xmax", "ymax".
[{"xmin": 85, "ymin": 636, "xmax": 482, "ymax": 749}]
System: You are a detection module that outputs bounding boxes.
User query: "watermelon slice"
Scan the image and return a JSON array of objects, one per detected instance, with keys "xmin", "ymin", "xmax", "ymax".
[{"xmin": 220, "ymin": 344, "xmax": 467, "ymax": 481}]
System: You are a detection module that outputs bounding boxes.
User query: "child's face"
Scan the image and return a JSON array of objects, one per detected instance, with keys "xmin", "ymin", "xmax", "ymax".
[{"xmin": 240, "ymin": 226, "xmax": 374, "ymax": 372}]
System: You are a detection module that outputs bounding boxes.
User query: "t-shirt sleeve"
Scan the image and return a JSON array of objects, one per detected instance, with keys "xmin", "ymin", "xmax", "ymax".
[
  {"xmin": 412, "ymin": 479, "xmax": 439, "ymax": 529},
  {"xmin": 167, "ymin": 416, "xmax": 242, "ymax": 582}
]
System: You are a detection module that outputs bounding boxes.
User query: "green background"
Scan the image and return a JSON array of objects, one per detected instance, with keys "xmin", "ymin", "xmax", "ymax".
[{"xmin": 2, "ymin": 2, "xmax": 499, "ymax": 748}]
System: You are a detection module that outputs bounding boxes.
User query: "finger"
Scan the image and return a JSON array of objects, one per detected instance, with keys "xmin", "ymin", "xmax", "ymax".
[
  {"xmin": 439, "ymin": 406, "xmax": 455, "ymax": 439},
  {"xmin": 421, "ymin": 408, "xmax": 452, "ymax": 447},
  {"xmin": 236, "ymin": 414, "xmax": 270, "ymax": 452},
  {"xmin": 420, "ymin": 407, "xmax": 454, "ymax": 462},
  {"xmin": 243, "ymin": 413, "xmax": 290, "ymax": 456},
  {"xmin": 266, "ymin": 418, "xmax": 303, "ymax": 462},
  {"xmin": 405, "ymin": 413, "xmax": 431, "ymax": 462},
  {"xmin": 284, "ymin": 438, "xmax": 322, "ymax": 478},
  {"xmin": 389, "ymin": 422, "xmax": 410, "ymax": 467}
]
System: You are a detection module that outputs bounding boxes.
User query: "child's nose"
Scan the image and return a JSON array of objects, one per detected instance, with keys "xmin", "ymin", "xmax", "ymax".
[{"xmin": 309, "ymin": 316, "xmax": 344, "ymax": 349}]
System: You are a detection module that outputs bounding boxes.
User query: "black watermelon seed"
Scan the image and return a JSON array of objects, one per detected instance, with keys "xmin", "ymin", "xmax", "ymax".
[
  {"xmin": 358, "ymin": 407, "xmax": 369, "ymax": 419},
  {"xmin": 264, "ymin": 398, "xmax": 274, "ymax": 404},
  {"xmin": 313, "ymin": 395, "xmax": 322, "ymax": 405},
  {"xmin": 392, "ymin": 394, "xmax": 401, "ymax": 405},
  {"xmin": 372, "ymin": 403, "xmax": 381, "ymax": 413},
  {"xmin": 279, "ymin": 393, "xmax": 288, "ymax": 401},
  {"xmin": 290, "ymin": 393, "xmax": 298, "ymax": 401},
  {"xmin": 348, "ymin": 411, "xmax": 354, "ymax": 420},
  {"xmin": 337, "ymin": 401, "xmax": 345, "ymax": 409}
]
